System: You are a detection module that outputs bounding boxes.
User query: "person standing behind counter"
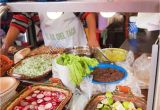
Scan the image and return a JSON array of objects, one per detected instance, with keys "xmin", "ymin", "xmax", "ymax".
[{"xmin": 1, "ymin": 12, "xmax": 99, "ymax": 54}]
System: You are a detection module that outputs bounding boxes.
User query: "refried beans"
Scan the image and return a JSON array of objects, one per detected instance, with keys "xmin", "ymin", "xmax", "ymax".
[{"xmin": 91, "ymin": 68, "xmax": 124, "ymax": 82}]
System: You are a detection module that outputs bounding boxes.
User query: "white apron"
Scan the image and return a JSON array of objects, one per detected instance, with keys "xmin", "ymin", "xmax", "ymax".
[{"xmin": 38, "ymin": 12, "xmax": 87, "ymax": 48}]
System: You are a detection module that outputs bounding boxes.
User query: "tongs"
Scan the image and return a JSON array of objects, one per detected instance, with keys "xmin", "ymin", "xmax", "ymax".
[{"xmin": 95, "ymin": 47, "xmax": 115, "ymax": 64}]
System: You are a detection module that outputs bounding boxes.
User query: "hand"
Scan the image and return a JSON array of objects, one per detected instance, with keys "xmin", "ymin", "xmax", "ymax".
[
  {"xmin": 88, "ymin": 39, "xmax": 100, "ymax": 48},
  {"xmin": 0, "ymin": 47, "xmax": 8, "ymax": 55}
]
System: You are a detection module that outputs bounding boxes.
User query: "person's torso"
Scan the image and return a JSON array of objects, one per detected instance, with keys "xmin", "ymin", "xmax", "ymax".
[{"xmin": 38, "ymin": 12, "xmax": 87, "ymax": 48}]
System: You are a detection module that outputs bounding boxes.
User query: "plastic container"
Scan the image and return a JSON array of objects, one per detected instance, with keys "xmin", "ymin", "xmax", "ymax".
[
  {"xmin": 90, "ymin": 63, "xmax": 128, "ymax": 84},
  {"xmin": 129, "ymin": 16, "xmax": 138, "ymax": 39},
  {"xmin": 94, "ymin": 48, "xmax": 128, "ymax": 62},
  {"xmin": 52, "ymin": 57, "xmax": 76, "ymax": 92}
]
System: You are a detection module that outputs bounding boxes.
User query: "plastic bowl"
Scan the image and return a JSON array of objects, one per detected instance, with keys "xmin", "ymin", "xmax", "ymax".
[
  {"xmin": 90, "ymin": 63, "xmax": 128, "ymax": 84},
  {"xmin": 94, "ymin": 48, "xmax": 128, "ymax": 62}
]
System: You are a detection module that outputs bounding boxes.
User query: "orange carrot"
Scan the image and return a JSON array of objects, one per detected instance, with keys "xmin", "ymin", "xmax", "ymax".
[{"xmin": 116, "ymin": 85, "xmax": 131, "ymax": 93}]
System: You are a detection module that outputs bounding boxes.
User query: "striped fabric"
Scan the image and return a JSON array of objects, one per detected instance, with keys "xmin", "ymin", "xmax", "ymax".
[
  {"xmin": 10, "ymin": 12, "xmax": 90, "ymax": 33},
  {"xmin": 10, "ymin": 12, "xmax": 40, "ymax": 33}
]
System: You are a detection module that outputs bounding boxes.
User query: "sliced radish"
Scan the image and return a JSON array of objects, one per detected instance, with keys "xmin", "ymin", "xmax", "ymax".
[
  {"xmin": 40, "ymin": 102, "xmax": 46, "ymax": 106},
  {"xmin": 43, "ymin": 91, "xmax": 51, "ymax": 97},
  {"xmin": 44, "ymin": 97, "xmax": 51, "ymax": 101},
  {"xmin": 34, "ymin": 106, "xmax": 38, "ymax": 110},
  {"xmin": 25, "ymin": 96, "xmax": 32, "ymax": 100},
  {"xmin": 23, "ymin": 105, "xmax": 30, "ymax": 110},
  {"xmin": 25, "ymin": 96, "xmax": 36, "ymax": 102},
  {"xmin": 38, "ymin": 105, "xmax": 45, "ymax": 110},
  {"xmin": 51, "ymin": 105, "xmax": 56, "ymax": 110},
  {"xmin": 55, "ymin": 91, "xmax": 61, "ymax": 95},
  {"xmin": 52, "ymin": 98, "xmax": 60, "ymax": 103},
  {"xmin": 31, "ymin": 101, "xmax": 37, "ymax": 106},
  {"xmin": 37, "ymin": 99, "xmax": 44, "ymax": 104},
  {"xmin": 20, "ymin": 100, "xmax": 29, "ymax": 106},
  {"xmin": 44, "ymin": 103, "xmax": 52, "ymax": 109},
  {"xmin": 59, "ymin": 94, "xmax": 66, "ymax": 101},
  {"xmin": 51, "ymin": 92, "xmax": 57, "ymax": 97},
  {"xmin": 27, "ymin": 98, "xmax": 36, "ymax": 102},
  {"xmin": 37, "ymin": 94, "xmax": 44, "ymax": 99},
  {"xmin": 51, "ymin": 95, "xmax": 58, "ymax": 99},
  {"xmin": 40, "ymin": 91, "xmax": 44, "ymax": 94},
  {"xmin": 29, "ymin": 105, "xmax": 35, "ymax": 110},
  {"xmin": 32, "ymin": 93, "xmax": 37, "ymax": 98},
  {"xmin": 34, "ymin": 90, "xmax": 40, "ymax": 94},
  {"xmin": 52, "ymin": 102, "xmax": 57, "ymax": 106},
  {"xmin": 14, "ymin": 106, "xmax": 23, "ymax": 110}
]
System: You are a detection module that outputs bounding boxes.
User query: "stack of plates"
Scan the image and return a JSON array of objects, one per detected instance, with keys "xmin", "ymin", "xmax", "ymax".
[{"xmin": 0, "ymin": 77, "xmax": 19, "ymax": 107}]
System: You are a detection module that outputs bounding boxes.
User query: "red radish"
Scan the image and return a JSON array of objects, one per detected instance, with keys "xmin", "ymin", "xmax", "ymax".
[
  {"xmin": 23, "ymin": 105, "xmax": 30, "ymax": 110},
  {"xmin": 51, "ymin": 95, "xmax": 58, "ymax": 99},
  {"xmin": 59, "ymin": 94, "xmax": 66, "ymax": 101},
  {"xmin": 28, "ymin": 98, "xmax": 36, "ymax": 102},
  {"xmin": 34, "ymin": 106, "xmax": 38, "ymax": 110},
  {"xmin": 43, "ymin": 91, "xmax": 51, "ymax": 97},
  {"xmin": 51, "ymin": 92, "xmax": 57, "ymax": 97},
  {"xmin": 25, "ymin": 96, "xmax": 32, "ymax": 100},
  {"xmin": 44, "ymin": 103, "xmax": 52, "ymax": 109},
  {"xmin": 37, "ymin": 99, "xmax": 44, "ymax": 104},
  {"xmin": 14, "ymin": 106, "xmax": 23, "ymax": 110},
  {"xmin": 52, "ymin": 98, "xmax": 60, "ymax": 103},
  {"xmin": 40, "ymin": 102, "xmax": 46, "ymax": 106},
  {"xmin": 52, "ymin": 102, "xmax": 57, "ymax": 106},
  {"xmin": 37, "ymin": 94, "xmax": 44, "ymax": 99},
  {"xmin": 44, "ymin": 97, "xmax": 51, "ymax": 101},
  {"xmin": 31, "ymin": 101, "xmax": 37, "ymax": 106},
  {"xmin": 20, "ymin": 100, "xmax": 29, "ymax": 106},
  {"xmin": 34, "ymin": 90, "xmax": 40, "ymax": 94},
  {"xmin": 32, "ymin": 93, "xmax": 37, "ymax": 98},
  {"xmin": 55, "ymin": 91, "xmax": 60, "ymax": 95},
  {"xmin": 51, "ymin": 106, "xmax": 56, "ymax": 110},
  {"xmin": 25, "ymin": 96, "xmax": 35, "ymax": 102},
  {"xmin": 29, "ymin": 105, "xmax": 35, "ymax": 110},
  {"xmin": 38, "ymin": 105, "xmax": 45, "ymax": 110}
]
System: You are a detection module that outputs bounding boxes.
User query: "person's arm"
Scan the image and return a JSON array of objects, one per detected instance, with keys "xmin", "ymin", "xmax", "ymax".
[
  {"xmin": 1, "ymin": 13, "xmax": 32, "ymax": 54},
  {"xmin": 1, "ymin": 27, "xmax": 20, "ymax": 55},
  {"xmin": 85, "ymin": 13, "xmax": 100, "ymax": 48}
]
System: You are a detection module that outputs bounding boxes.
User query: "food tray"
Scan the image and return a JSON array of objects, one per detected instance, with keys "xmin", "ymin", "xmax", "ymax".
[
  {"xmin": 29, "ymin": 45, "xmax": 65, "ymax": 56},
  {"xmin": 85, "ymin": 94, "xmax": 105, "ymax": 110},
  {"xmin": 85, "ymin": 86, "xmax": 147, "ymax": 110},
  {"xmin": 8, "ymin": 54, "xmax": 56, "ymax": 81},
  {"xmin": 90, "ymin": 63, "xmax": 128, "ymax": 84},
  {"xmin": 4, "ymin": 78, "xmax": 72, "ymax": 110}
]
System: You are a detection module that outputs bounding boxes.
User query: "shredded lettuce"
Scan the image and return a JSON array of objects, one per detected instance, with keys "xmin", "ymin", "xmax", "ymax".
[{"xmin": 13, "ymin": 54, "xmax": 54, "ymax": 78}]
